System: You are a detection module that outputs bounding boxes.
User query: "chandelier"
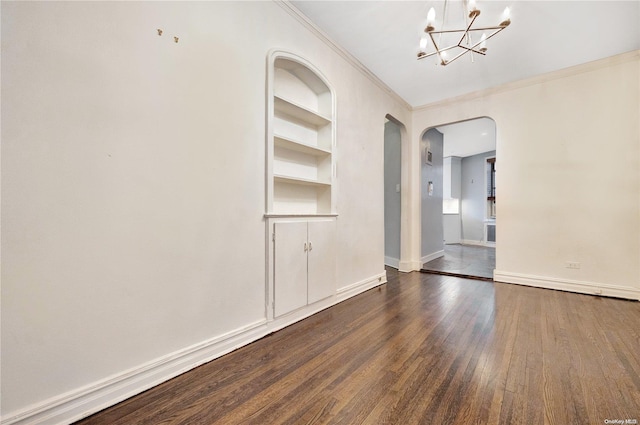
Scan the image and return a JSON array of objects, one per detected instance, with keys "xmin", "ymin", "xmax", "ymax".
[{"xmin": 417, "ymin": 0, "xmax": 511, "ymax": 66}]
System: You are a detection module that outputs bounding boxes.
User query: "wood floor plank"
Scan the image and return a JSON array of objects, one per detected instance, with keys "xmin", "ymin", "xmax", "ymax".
[{"xmin": 75, "ymin": 268, "xmax": 640, "ymax": 425}]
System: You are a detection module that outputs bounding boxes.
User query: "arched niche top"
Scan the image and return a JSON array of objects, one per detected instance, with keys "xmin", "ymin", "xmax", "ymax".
[
  {"xmin": 422, "ymin": 116, "xmax": 496, "ymax": 158},
  {"xmin": 418, "ymin": 115, "xmax": 496, "ymax": 142},
  {"xmin": 268, "ymin": 50, "xmax": 335, "ymax": 120}
]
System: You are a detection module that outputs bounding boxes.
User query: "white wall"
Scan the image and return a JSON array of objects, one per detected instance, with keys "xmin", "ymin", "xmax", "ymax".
[
  {"xmin": 421, "ymin": 129, "xmax": 444, "ymax": 261},
  {"xmin": 412, "ymin": 51, "xmax": 640, "ymax": 300},
  {"xmin": 0, "ymin": 2, "xmax": 411, "ymax": 423},
  {"xmin": 461, "ymin": 151, "xmax": 496, "ymax": 243},
  {"xmin": 384, "ymin": 121, "xmax": 402, "ymax": 267},
  {"xmin": 443, "ymin": 156, "xmax": 462, "ymax": 244},
  {"xmin": 443, "ymin": 156, "xmax": 462, "ymax": 199}
]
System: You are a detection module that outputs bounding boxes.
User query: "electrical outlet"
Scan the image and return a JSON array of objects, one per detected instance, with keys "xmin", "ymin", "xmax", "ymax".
[{"xmin": 565, "ymin": 262, "xmax": 581, "ymax": 269}]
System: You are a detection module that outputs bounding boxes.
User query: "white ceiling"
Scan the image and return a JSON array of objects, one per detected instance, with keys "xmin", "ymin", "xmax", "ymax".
[
  {"xmin": 290, "ymin": 0, "xmax": 640, "ymax": 107},
  {"xmin": 438, "ymin": 117, "xmax": 496, "ymax": 157}
]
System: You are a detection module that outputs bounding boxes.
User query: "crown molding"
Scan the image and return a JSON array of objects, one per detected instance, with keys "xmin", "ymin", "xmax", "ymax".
[
  {"xmin": 413, "ymin": 49, "xmax": 640, "ymax": 112},
  {"xmin": 274, "ymin": 1, "xmax": 637, "ymax": 115},
  {"xmin": 275, "ymin": 0, "xmax": 412, "ymax": 112}
]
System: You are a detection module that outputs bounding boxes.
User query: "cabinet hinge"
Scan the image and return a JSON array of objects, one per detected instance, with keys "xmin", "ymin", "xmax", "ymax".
[{"xmin": 272, "ymin": 232, "xmax": 276, "ymax": 242}]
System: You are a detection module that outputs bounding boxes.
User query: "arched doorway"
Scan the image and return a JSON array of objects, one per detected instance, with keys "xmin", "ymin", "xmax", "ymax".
[
  {"xmin": 384, "ymin": 118, "xmax": 402, "ymax": 268},
  {"xmin": 420, "ymin": 117, "xmax": 497, "ymax": 280}
]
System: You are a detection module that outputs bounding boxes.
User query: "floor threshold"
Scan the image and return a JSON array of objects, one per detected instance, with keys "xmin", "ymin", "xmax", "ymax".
[{"xmin": 420, "ymin": 268, "xmax": 494, "ymax": 282}]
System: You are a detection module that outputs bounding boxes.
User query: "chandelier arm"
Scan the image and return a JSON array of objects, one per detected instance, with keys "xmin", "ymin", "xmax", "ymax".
[
  {"xmin": 457, "ymin": 45, "xmax": 487, "ymax": 56},
  {"xmin": 441, "ymin": 49, "xmax": 474, "ymax": 65},
  {"xmin": 464, "ymin": 26, "xmax": 508, "ymax": 32},
  {"xmin": 463, "ymin": 0, "xmax": 472, "ymax": 62},
  {"xmin": 435, "ymin": 44, "xmax": 461, "ymax": 53},
  {"xmin": 429, "ymin": 28, "xmax": 471, "ymax": 35},
  {"xmin": 417, "ymin": 44, "xmax": 462, "ymax": 61},
  {"xmin": 458, "ymin": 28, "xmax": 504, "ymax": 52},
  {"xmin": 428, "ymin": 31, "xmax": 446, "ymax": 65},
  {"xmin": 416, "ymin": 51, "xmax": 439, "ymax": 60},
  {"xmin": 428, "ymin": 31, "xmax": 440, "ymax": 53},
  {"xmin": 479, "ymin": 27, "xmax": 506, "ymax": 41},
  {"xmin": 430, "ymin": 26, "xmax": 504, "ymax": 35},
  {"xmin": 457, "ymin": 13, "xmax": 479, "ymax": 47},
  {"xmin": 436, "ymin": 0, "xmax": 449, "ymax": 65}
]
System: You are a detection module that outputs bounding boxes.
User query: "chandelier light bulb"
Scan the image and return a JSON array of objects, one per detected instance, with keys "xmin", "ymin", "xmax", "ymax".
[
  {"xmin": 425, "ymin": 7, "xmax": 436, "ymax": 32},
  {"xmin": 427, "ymin": 7, "xmax": 436, "ymax": 23},
  {"xmin": 440, "ymin": 50, "xmax": 448, "ymax": 65},
  {"xmin": 417, "ymin": 36, "xmax": 429, "ymax": 57},
  {"xmin": 479, "ymin": 33, "xmax": 487, "ymax": 52},
  {"xmin": 468, "ymin": 0, "xmax": 480, "ymax": 18},
  {"xmin": 500, "ymin": 7, "xmax": 511, "ymax": 27}
]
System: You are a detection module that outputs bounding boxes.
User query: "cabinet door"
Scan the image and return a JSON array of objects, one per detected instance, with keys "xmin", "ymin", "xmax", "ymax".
[
  {"xmin": 274, "ymin": 222, "xmax": 308, "ymax": 317},
  {"xmin": 307, "ymin": 220, "xmax": 336, "ymax": 304}
]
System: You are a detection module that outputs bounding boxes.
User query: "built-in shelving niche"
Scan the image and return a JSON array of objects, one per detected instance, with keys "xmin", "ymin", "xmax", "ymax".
[{"xmin": 266, "ymin": 51, "xmax": 336, "ymax": 216}]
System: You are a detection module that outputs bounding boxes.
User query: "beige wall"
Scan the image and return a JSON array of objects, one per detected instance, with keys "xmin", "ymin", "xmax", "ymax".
[
  {"xmin": 412, "ymin": 51, "xmax": 640, "ymax": 299},
  {"xmin": 1, "ymin": 2, "xmax": 411, "ymax": 422}
]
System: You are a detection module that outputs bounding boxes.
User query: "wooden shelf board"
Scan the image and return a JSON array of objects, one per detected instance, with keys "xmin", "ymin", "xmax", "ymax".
[
  {"xmin": 274, "ymin": 96, "xmax": 331, "ymax": 127},
  {"xmin": 274, "ymin": 174, "xmax": 331, "ymax": 187},
  {"xmin": 274, "ymin": 135, "xmax": 331, "ymax": 156}
]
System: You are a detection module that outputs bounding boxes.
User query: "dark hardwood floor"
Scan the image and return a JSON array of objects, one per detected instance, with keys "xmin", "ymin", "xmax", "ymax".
[
  {"xmin": 75, "ymin": 268, "xmax": 640, "ymax": 425},
  {"xmin": 422, "ymin": 243, "xmax": 496, "ymax": 280}
]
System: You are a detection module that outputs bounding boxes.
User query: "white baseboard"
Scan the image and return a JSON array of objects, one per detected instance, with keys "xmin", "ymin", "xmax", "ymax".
[
  {"xmin": 421, "ymin": 250, "xmax": 444, "ymax": 266},
  {"xmin": 2, "ymin": 319, "xmax": 268, "ymax": 425},
  {"xmin": 494, "ymin": 270, "xmax": 640, "ymax": 301},
  {"xmin": 384, "ymin": 256, "xmax": 399, "ymax": 268},
  {"xmin": 337, "ymin": 271, "xmax": 387, "ymax": 302},
  {"xmin": 398, "ymin": 260, "xmax": 421, "ymax": 273},
  {"xmin": 2, "ymin": 272, "xmax": 388, "ymax": 425}
]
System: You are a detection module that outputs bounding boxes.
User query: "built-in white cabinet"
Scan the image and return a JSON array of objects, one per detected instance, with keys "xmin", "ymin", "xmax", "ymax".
[
  {"xmin": 273, "ymin": 222, "xmax": 308, "ymax": 316},
  {"xmin": 265, "ymin": 51, "xmax": 337, "ymax": 318},
  {"xmin": 273, "ymin": 220, "xmax": 336, "ymax": 317},
  {"xmin": 267, "ymin": 51, "xmax": 336, "ymax": 215}
]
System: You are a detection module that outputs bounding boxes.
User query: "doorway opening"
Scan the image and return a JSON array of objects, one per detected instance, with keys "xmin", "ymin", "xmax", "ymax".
[
  {"xmin": 420, "ymin": 117, "xmax": 497, "ymax": 280},
  {"xmin": 384, "ymin": 118, "xmax": 402, "ymax": 268}
]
